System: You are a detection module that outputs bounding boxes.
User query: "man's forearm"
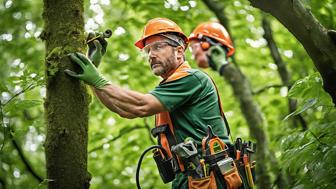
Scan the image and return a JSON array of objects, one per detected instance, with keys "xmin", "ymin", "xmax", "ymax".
[
  {"xmin": 93, "ymin": 83, "xmax": 164, "ymax": 118},
  {"xmin": 93, "ymin": 88, "xmax": 138, "ymax": 118}
]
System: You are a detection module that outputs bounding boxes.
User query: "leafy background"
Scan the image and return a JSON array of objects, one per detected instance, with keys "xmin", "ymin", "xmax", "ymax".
[{"xmin": 0, "ymin": 0, "xmax": 335, "ymax": 188}]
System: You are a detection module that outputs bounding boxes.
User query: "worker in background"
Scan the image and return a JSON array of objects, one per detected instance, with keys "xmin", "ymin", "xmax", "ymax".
[
  {"xmin": 188, "ymin": 22, "xmax": 258, "ymax": 189},
  {"xmin": 188, "ymin": 21, "xmax": 235, "ymax": 76}
]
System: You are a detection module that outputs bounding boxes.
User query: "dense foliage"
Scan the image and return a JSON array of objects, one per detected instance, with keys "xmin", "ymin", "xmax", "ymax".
[{"xmin": 0, "ymin": 0, "xmax": 335, "ymax": 188}]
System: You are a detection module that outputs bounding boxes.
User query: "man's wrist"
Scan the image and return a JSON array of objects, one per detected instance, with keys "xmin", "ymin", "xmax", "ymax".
[
  {"xmin": 218, "ymin": 61, "xmax": 228, "ymax": 76},
  {"xmin": 93, "ymin": 77, "xmax": 110, "ymax": 89}
]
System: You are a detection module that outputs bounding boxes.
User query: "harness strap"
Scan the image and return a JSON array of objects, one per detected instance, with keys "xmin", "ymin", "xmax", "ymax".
[
  {"xmin": 151, "ymin": 124, "xmax": 178, "ymax": 155},
  {"xmin": 153, "ymin": 114, "xmax": 186, "ymax": 172},
  {"xmin": 151, "ymin": 124, "xmax": 168, "ymax": 138},
  {"xmin": 205, "ymin": 152, "xmax": 226, "ymax": 165},
  {"xmin": 209, "ymin": 77, "xmax": 231, "ymax": 136}
]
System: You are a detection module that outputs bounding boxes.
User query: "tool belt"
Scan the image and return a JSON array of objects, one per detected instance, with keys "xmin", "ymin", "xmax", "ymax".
[{"xmin": 151, "ymin": 125, "xmax": 256, "ymax": 189}]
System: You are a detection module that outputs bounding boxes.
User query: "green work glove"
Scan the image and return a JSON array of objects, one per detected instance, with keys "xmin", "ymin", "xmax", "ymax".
[
  {"xmin": 208, "ymin": 45, "xmax": 229, "ymax": 75},
  {"xmin": 87, "ymin": 32, "xmax": 108, "ymax": 67},
  {"xmin": 64, "ymin": 52, "xmax": 110, "ymax": 89}
]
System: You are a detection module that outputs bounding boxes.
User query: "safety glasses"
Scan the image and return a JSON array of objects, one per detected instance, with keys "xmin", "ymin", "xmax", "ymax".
[{"xmin": 143, "ymin": 41, "xmax": 172, "ymax": 54}]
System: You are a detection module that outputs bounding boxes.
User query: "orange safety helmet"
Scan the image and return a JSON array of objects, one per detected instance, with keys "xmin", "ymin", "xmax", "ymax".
[
  {"xmin": 189, "ymin": 22, "xmax": 235, "ymax": 57},
  {"xmin": 135, "ymin": 18, "xmax": 188, "ymax": 49}
]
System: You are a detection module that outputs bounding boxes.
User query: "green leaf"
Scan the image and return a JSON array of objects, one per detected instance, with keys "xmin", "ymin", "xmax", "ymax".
[
  {"xmin": 0, "ymin": 83, "xmax": 8, "ymax": 92},
  {"xmin": 270, "ymin": 99, "xmax": 281, "ymax": 106},
  {"xmin": 292, "ymin": 184, "xmax": 305, "ymax": 189},
  {"xmin": 288, "ymin": 72, "xmax": 321, "ymax": 98},
  {"xmin": 284, "ymin": 98, "xmax": 317, "ymax": 120},
  {"xmin": 4, "ymin": 99, "xmax": 43, "ymax": 114}
]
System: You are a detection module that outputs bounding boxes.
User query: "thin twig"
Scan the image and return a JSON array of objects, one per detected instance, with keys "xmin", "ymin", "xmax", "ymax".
[
  {"xmin": 262, "ymin": 15, "xmax": 308, "ymax": 130},
  {"xmin": 308, "ymin": 130, "xmax": 330, "ymax": 147},
  {"xmin": 34, "ymin": 179, "xmax": 54, "ymax": 189},
  {"xmin": 0, "ymin": 103, "xmax": 5, "ymax": 151},
  {"xmin": 3, "ymin": 83, "xmax": 35, "ymax": 106},
  {"xmin": 10, "ymin": 126, "xmax": 44, "ymax": 182},
  {"xmin": 1, "ymin": 83, "xmax": 38, "ymax": 151},
  {"xmin": 89, "ymin": 125, "xmax": 146, "ymax": 153},
  {"xmin": 253, "ymin": 84, "xmax": 283, "ymax": 94}
]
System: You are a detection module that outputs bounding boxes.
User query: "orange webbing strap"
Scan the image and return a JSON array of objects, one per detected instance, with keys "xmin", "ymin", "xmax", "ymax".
[
  {"xmin": 153, "ymin": 62, "xmax": 192, "ymax": 172},
  {"xmin": 155, "ymin": 112, "xmax": 185, "ymax": 172},
  {"xmin": 155, "ymin": 112, "xmax": 175, "ymax": 158}
]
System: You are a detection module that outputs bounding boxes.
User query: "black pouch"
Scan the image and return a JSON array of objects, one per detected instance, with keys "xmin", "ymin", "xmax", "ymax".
[{"xmin": 153, "ymin": 149, "xmax": 175, "ymax": 183}]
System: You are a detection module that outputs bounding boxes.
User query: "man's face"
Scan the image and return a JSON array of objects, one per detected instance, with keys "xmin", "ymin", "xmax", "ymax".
[
  {"xmin": 144, "ymin": 35, "xmax": 180, "ymax": 78},
  {"xmin": 189, "ymin": 40, "xmax": 209, "ymax": 68}
]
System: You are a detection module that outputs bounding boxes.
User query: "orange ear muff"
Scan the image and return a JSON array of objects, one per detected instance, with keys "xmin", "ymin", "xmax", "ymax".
[{"xmin": 201, "ymin": 41, "xmax": 210, "ymax": 50}]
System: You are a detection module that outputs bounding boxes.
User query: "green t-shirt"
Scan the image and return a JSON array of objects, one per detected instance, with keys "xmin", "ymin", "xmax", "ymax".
[{"xmin": 150, "ymin": 69, "xmax": 229, "ymax": 189}]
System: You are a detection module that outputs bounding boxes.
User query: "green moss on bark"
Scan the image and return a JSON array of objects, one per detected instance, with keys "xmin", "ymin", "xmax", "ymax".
[{"xmin": 43, "ymin": 0, "xmax": 91, "ymax": 188}]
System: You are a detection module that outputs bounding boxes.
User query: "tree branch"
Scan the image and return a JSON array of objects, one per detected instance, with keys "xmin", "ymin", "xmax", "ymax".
[
  {"xmin": 201, "ymin": 0, "xmax": 229, "ymax": 33},
  {"xmin": 328, "ymin": 30, "xmax": 336, "ymax": 45},
  {"xmin": 3, "ymin": 83, "xmax": 35, "ymax": 106},
  {"xmin": 253, "ymin": 84, "xmax": 283, "ymax": 95},
  {"xmin": 89, "ymin": 125, "xmax": 147, "ymax": 153},
  {"xmin": 0, "ymin": 177, "xmax": 6, "ymax": 189},
  {"xmin": 308, "ymin": 131, "xmax": 330, "ymax": 147},
  {"xmin": 248, "ymin": 0, "xmax": 336, "ymax": 105},
  {"xmin": 10, "ymin": 129, "xmax": 43, "ymax": 182},
  {"xmin": 262, "ymin": 16, "xmax": 290, "ymax": 86},
  {"xmin": 0, "ymin": 103, "xmax": 6, "ymax": 151},
  {"xmin": 262, "ymin": 15, "xmax": 307, "ymax": 130}
]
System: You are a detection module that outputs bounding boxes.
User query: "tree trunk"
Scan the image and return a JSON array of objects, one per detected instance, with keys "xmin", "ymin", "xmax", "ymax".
[
  {"xmin": 221, "ymin": 64, "xmax": 272, "ymax": 189},
  {"xmin": 42, "ymin": 0, "xmax": 90, "ymax": 188},
  {"xmin": 262, "ymin": 16, "xmax": 307, "ymax": 130},
  {"xmin": 248, "ymin": 0, "xmax": 336, "ymax": 106}
]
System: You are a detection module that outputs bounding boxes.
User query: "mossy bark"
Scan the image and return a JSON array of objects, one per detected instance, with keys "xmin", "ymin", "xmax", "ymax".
[{"xmin": 42, "ymin": 0, "xmax": 91, "ymax": 188}]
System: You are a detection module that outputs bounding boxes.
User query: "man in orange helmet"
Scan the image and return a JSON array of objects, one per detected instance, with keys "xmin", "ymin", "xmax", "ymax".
[
  {"xmin": 65, "ymin": 18, "xmax": 230, "ymax": 188},
  {"xmin": 188, "ymin": 22, "xmax": 235, "ymax": 76},
  {"xmin": 188, "ymin": 22, "xmax": 258, "ymax": 189}
]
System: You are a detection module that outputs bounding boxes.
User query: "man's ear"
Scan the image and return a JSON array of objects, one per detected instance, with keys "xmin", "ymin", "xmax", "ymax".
[{"xmin": 176, "ymin": 46, "xmax": 184, "ymax": 60}]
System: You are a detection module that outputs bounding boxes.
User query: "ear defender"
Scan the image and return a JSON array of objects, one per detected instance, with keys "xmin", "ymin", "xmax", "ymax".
[{"xmin": 201, "ymin": 41, "xmax": 210, "ymax": 50}]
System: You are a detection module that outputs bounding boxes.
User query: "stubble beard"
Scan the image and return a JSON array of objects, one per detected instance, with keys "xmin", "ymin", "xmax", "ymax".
[{"xmin": 151, "ymin": 54, "xmax": 176, "ymax": 77}]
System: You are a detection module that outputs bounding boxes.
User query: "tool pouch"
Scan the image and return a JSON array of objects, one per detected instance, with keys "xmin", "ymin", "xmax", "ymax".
[
  {"xmin": 153, "ymin": 150, "xmax": 175, "ymax": 183},
  {"xmin": 216, "ymin": 157, "xmax": 242, "ymax": 189},
  {"xmin": 203, "ymin": 153, "xmax": 242, "ymax": 189},
  {"xmin": 188, "ymin": 171, "xmax": 217, "ymax": 189},
  {"xmin": 222, "ymin": 165, "xmax": 242, "ymax": 189}
]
